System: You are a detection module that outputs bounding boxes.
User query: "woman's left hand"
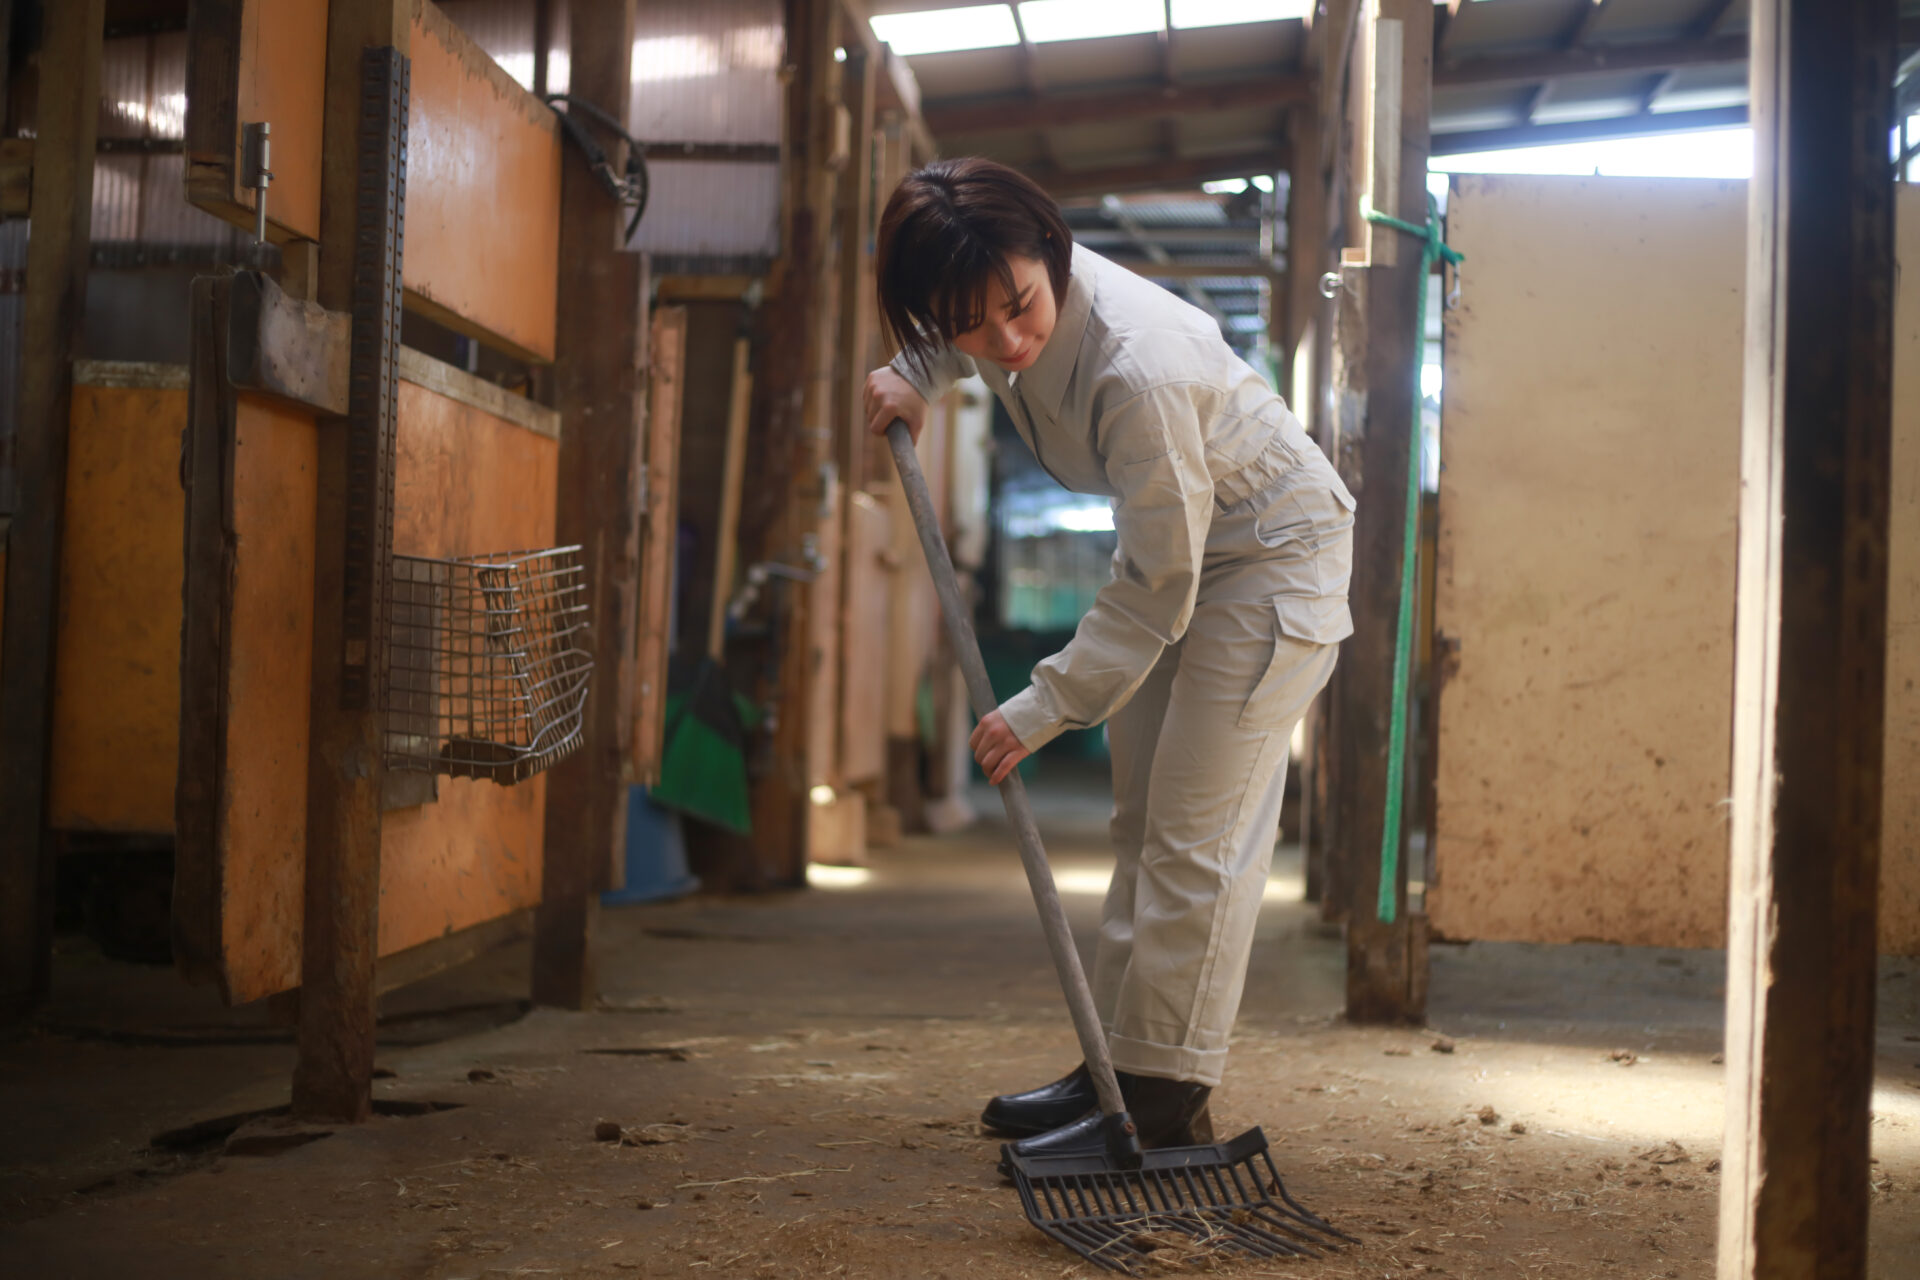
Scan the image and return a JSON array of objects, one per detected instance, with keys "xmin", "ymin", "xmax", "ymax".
[{"xmin": 969, "ymin": 710, "xmax": 1031, "ymax": 786}]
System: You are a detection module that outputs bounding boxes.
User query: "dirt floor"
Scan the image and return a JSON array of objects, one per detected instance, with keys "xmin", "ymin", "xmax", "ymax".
[{"xmin": 2, "ymin": 772, "xmax": 1918, "ymax": 1279}]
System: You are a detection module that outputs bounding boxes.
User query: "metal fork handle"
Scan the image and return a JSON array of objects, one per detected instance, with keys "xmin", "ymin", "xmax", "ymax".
[{"xmin": 885, "ymin": 421, "xmax": 1127, "ymax": 1122}]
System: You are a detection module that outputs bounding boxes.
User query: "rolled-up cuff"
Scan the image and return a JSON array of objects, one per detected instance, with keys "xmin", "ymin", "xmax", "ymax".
[
  {"xmin": 1106, "ymin": 1031, "xmax": 1226, "ymax": 1088},
  {"xmin": 998, "ymin": 686, "xmax": 1066, "ymax": 753}
]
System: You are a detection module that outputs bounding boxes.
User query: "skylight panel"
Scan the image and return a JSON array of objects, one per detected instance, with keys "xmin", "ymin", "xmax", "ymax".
[
  {"xmin": 869, "ymin": 5, "xmax": 1021, "ymax": 56},
  {"xmin": 1170, "ymin": 0, "xmax": 1314, "ymax": 28},
  {"xmin": 1017, "ymin": 0, "xmax": 1165, "ymax": 43}
]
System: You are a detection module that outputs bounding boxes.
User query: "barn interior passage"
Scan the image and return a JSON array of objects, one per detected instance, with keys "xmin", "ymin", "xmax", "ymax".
[{"xmin": 3, "ymin": 1, "xmax": 1919, "ymax": 1276}]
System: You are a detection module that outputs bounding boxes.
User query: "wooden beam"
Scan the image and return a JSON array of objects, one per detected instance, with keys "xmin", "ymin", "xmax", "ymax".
[
  {"xmin": 1637, "ymin": 68, "xmax": 1679, "ymax": 115},
  {"xmin": 1718, "ymin": 1, "xmax": 1895, "ymax": 1276},
  {"xmin": 532, "ymin": 0, "xmax": 644, "ymax": 1012},
  {"xmin": 1434, "ymin": 0, "xmax": 1468, "ymax": 56},
  {"xmin": 394, "ymin": 346, "xmax": 559, "ymax": 440},
  {"xmin": 925, "ymin": 75, "xmax": 1312, "ymax": 139},
  {"xmin": 0, "ymin": 0, "xmax": 12, "ymax": 137},
  {"xmin": 749, "ymin": 0, "xmax": 844, "ymax": 886},
  {"xmin": 836, "ymin": 47, "xmax": 879, "ymax": 494},
  {"xmin": 1558, "ymin": 0, "xmax": 1613, "ymax": 51},
  {"xmin": 1692, "ymin": 0, "xmax": 1740, "ymax": 38},
  {"xmin": 0, "ymin": 137, "xmax": 29, "ymax": 217},
  {"xmin": 1006, "ymin": 3, "xmax": 1058, "ymax": 173},
  {"xmin": 1437, "ymin": 33, "xmax": 1746, "ymax": 90},
  {"xmin": 632, "ymin": 306, "xmax": 687, "ymax": 786},
  {"xmin": 1519, "ymin": 80, "xmax": 1554, "ymax": 124},
  {"xmin": 1340, "ymin": 0, "xmax": 1431, "ymax": 1026},
  {"xmin": 1283, "ymin": 104, "xmax": 1326, "ymax": 404},
  {"xmin": 0, "ymin": 0, "xmax": 103, "ymax": 1019},
  {"xmin": 1035, "ymin": 147, "xmax": 1292, "ymax": 199},
  {"xmin": 291, "ymin": 0, "xmax": 410, "ymax": 1125},
  {"xmin": 1440, "ymin": 23, "xmax": 1920, "ymax": 93},
  {"xmin": 1105, "ymin": 258, "xmax": 1281, "ymax": 281},
  {"xmin": 1431, "ymin": 105, "xmax": 1747, "ymax": 156}
]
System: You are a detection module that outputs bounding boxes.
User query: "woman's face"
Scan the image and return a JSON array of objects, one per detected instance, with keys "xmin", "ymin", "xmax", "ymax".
[{"xmin": 946, "ymin": 254, "xmax": 1057, "ymax": 373}]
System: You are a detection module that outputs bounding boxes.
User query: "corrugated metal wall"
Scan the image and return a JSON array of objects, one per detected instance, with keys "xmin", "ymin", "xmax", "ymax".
[
  {"xmin": 627, "ymin": 0, "xmax": 783, "ymax": 272},
  {"xmin": 1, "ymin": 30, "xmax": 242, "ymax": 514},
  {"xmin": 93, "ymin": 32, "xmax": 238, "ymax": 263},
  {"xmin": 442, "ymin": 0, "xmax": 784, "ymax": 273}
]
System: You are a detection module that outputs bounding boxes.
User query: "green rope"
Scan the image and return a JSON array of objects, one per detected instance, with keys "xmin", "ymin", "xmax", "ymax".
[{"xmin": 1361, "ymin": 192, "xmax": 1462, "ymax": 925}]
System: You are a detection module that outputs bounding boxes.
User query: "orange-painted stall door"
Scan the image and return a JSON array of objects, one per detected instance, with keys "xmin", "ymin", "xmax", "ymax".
[{"xmin": 177, "ymin": 0, "xmax": 565, "ymax": 1004}]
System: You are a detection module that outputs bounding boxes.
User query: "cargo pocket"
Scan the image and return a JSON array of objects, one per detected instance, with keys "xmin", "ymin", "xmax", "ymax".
[
  {"xmin": 1238, "ymin": 597, "xmax": 1347, "ymax": 729},
  {"xmin": 1275, "ymin": 594, "xmax": 1352, "ymax": 645}
]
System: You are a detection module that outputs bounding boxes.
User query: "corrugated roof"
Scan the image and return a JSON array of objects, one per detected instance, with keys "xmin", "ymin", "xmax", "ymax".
[{"xmin": 883, "ymin": 0, "xmax": 1920, "ymax": 197}]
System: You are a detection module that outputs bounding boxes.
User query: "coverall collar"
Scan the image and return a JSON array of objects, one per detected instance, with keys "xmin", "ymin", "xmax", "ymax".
[{"xmin": 1016, "ymin": 242, "xmax": 1096, "ymax": 421}]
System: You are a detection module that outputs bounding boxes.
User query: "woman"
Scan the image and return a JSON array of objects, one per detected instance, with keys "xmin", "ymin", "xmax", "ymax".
[{"xmin": 863, "ymin": 158, "xmax": 1354, "ymax": 1163}]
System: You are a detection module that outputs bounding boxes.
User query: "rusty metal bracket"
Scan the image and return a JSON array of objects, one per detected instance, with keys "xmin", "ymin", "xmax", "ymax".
[{"xmin": 341, "ymin": 46, "xmax": 409, "ymax": 710}]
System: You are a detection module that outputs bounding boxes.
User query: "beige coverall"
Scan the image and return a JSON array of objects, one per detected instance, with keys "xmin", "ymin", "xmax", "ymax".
[{"xmin": 894, "ymin": 243, "xmax": 1355, "ymax": 1087}]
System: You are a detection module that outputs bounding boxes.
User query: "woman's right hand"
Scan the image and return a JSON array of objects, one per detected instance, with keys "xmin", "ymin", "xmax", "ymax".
[{"xmin": 864, "ymin": 366, "xmax": 929, "ymax": 444}]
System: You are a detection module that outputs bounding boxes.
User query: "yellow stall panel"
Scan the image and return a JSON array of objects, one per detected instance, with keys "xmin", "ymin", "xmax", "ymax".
[
  {"xmin": 49, "ymin": 364, "xmax": 189, "ymax": 834},
  {"xmin": 177, "ymin": 339, "xmax": 561, "ymax": 1004},
  {"xmin": 379, "ymin": 374, "xmax": 560, "ymax": 958}
]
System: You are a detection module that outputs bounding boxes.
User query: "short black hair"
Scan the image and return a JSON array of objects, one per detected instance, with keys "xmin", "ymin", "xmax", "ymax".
[{"xmin": 875, "ymin": 157, "xmax": 1073, "ymax": 373}]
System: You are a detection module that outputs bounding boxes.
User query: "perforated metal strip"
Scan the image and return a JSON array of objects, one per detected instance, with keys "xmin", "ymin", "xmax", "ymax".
[{"xmin": 342, "ymin": 44, "xmax": 408, "ymax": 709}]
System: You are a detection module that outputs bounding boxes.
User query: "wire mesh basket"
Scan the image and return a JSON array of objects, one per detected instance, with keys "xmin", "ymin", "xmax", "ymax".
[{"xmin": 385, "ymin": 546, "xmax": 593, "ymax": 784}]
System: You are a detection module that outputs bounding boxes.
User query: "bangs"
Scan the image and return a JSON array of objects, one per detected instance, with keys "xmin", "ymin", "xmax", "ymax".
[{"xmin": 924, "ymin": 248, "xmax": 1021, "ymax": 347}]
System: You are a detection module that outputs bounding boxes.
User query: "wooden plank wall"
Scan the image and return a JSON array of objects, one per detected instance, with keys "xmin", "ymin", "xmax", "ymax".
[
  {"xmin": 192, "ymin": 369, "xmax": 558, "ymax": 1003},
  {"xmin": 1432, "ymin": 174, "xmax": 1920, "ymax": 955},
  {"xmin": 48, "ymin": 366, "xmax": 189, "ymax": 833},
  {"xmin": 382, "ymin": 380, "xmax": 556, "ymax": 959},
  {"xmin": 405, "ymin": 0, "xmax": 561, "ymax": 362},
  {"xmin": 185, "ymin": 0, "xmax": 329, "ymax": 242},
  {"xmin": 237, "ymin": 0, "xmax": 328, "ymax": 240}
]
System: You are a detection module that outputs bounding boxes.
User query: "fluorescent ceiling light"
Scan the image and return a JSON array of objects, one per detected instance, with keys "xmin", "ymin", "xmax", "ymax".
[
  {"xmin": 1201, "ymin": 173, "xmax": 1274, "ymax": 194},
  {"xmin": 870, "ymin": 5, "xmax": 1020, "ymax": 56},
  {"xmin": 1170, "ymin": 0, "xmax": 1314, "ymax": 28},
  {"xmin": 1019, "ymin": 0, "xmax": 1164, "ymax": 43}
]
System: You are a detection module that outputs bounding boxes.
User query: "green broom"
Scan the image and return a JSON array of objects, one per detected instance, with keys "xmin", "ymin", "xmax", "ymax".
[{"xmin": 652, "ymin": 336, "xmax": 754, "ymax": 834}]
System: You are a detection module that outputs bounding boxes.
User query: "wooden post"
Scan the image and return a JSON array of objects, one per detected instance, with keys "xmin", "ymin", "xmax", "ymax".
[
  {"xmin": 532, "ymin": 0, "xmax": 645, "ymax": 1010},
  {"xmin": 1283, "ymin": 105, "xmax": 1326, "ymax": 410},
  {"xmin": 748, "ymin": 0, "xmax": 843, "ymax": 885},
  {"xmin": 1338, "ymin": 0, "xmax": 1430, "ymax": 1024},
  {"xmin": 1718, "ymin": 3, "xmax": 1895, "ymax": 1276},
  {"xmin": 292, "ymin": 0, "xmax": 410, "ymax": 1123},
  {"xmin": 835, "ymin": 45, "xmax": 877, "ymax": 495},
  {"xmin": 1284, "ymin": 102, "xmax": 1330, "ymax": 900},
  {"xmin": 632, "ymin": 306, "xmax": 688, "ymax": 785},
  {"xmin": 0, "ymin": 0, "xmax": 104, "ymax": 1019}
]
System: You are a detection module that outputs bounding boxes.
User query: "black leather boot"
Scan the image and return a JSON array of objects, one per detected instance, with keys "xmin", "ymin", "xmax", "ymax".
[
  {"xmin": 981, "ymin": 1063, "xmax": 1097, "ymax": 1136},
  {"xmin": 997, "ymin": 1070, "xmax": 1214, "ymax": 1174}
]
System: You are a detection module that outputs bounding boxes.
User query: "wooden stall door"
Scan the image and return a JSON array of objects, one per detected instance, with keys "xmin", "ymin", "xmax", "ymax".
[
  {"xmin": 177, "ymin": 2, "xmax": 568, "ymax": 1003},
  {"xmin": 1432, "ymin": 175, "xmax": 1920, "ymax": 956},
  {"xmin": 48, "ymin": 364, "xmax": 190, "ymax": 834}
]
